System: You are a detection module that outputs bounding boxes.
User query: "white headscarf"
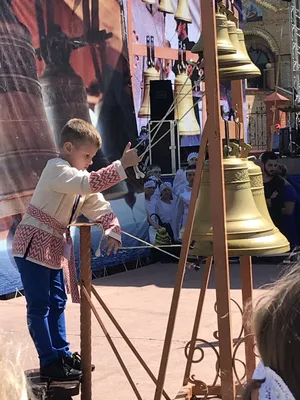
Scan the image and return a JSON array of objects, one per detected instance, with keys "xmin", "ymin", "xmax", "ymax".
[
  {"xmin": 159, "ymin": 181, "xmax": 172, "ymax": 193},
  {"xmin": 144, "ymin": 180, "xmax": 156, "ymax": 189},
  {"xmin": 253, "ymin": 361, "xmax": 295, "ymax": 399},
  {"xmin": 187, "ymin": 152, "xmax": 198, "ymax": 163}
]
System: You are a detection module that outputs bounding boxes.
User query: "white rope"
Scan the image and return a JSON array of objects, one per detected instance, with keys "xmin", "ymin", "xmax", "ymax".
[
  {"xmin": 140, "ymin": 95, "xmax": 203, "ymax": 160},
  {"xmin": 93, "ymin": 224, "xmax": 196, "ymax": 268},
  {"xmin": 134, "ymin": 65, "xmax": 199, "ymax": 152}
]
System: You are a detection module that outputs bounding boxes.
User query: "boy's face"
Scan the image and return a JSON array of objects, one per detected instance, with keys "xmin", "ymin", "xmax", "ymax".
[
  {"xmin": 63, "ymin": 142, "xmax": 99, "ymax": 171},
  {"xmin": 186, "ymin": 171, "xmax": 195, "ymax": 186}
]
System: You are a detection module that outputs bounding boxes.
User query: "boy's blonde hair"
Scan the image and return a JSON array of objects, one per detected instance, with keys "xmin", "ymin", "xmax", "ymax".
[{"xmin": 59, "ymin": 118, "xmax": 102, "ymax": 149}]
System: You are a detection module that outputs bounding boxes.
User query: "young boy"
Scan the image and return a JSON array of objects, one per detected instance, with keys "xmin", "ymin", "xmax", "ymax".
[{"xmin": 12, "ymin": 119, "xmax": 139, "ymax": 381}]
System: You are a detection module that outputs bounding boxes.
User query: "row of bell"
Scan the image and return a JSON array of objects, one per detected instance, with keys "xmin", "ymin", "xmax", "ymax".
[
  {"xmin": 138, "ymin": 68, "xmax": 200, "ymax": 136},
  {"xmin": 192, "ymin": 12, "xmax": 261, "ymax": 81},
  {"xmin": 185, "ymin": 156, "xmax": 289, "ymax": 257},
  {"xmin": 142, "ymin": 0, "xmax": 192, "ymax": 23}
]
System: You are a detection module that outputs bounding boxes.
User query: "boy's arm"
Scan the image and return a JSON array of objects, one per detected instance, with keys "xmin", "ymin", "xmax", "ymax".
[
  {"xmin": 49, "ymin": 160, "xmax": 126, "ymax": 195},
  {"xmin": 80, "ymin": 193, "xmax": 121, "ymax": 243}
]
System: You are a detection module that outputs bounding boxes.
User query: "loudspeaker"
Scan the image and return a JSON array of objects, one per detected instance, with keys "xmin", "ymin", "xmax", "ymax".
[
  {"xmin": 149, "ymin": 121, "xmax": 179, "ymax": 174},
  {"xmin": 150, "ymin": 80, "xmax": 174, "ymax": 120}
]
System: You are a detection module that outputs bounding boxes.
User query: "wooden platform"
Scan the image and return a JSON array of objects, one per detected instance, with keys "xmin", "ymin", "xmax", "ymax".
[{"xmin": 25, "ymin": 369, "xmax": 80, "ymax": 400}]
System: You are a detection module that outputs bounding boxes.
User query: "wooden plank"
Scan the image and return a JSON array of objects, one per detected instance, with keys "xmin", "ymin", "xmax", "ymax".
[
  {"xmin": 200, "ymin": 1, "xmax": 235, "ymax": 399},
  {"xmin": 132, "ymin": 43, "xmax": 198, "ymax": 62}
]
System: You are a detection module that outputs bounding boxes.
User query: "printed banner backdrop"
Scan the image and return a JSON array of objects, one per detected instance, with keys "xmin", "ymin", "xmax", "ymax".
[
  {"xmin": 0, "ymin": 0, "xmax": 148, "ymax": 298},
  {"xmin": 131, "ymin": 0, "xmax": 245, "ymax": 149},
  {"xmin": 0, "ymin": 0, "xmax": 245, "ymax": 297}
]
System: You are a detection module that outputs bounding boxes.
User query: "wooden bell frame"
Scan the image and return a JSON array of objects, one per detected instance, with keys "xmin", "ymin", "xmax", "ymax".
[{"xmin": 75, "ymin": 1, "xmax": 257, "ymax": 400}]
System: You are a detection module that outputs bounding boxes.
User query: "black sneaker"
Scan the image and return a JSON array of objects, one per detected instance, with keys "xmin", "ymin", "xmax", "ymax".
[
  {"xmin": 64, "ymin": 352, "xmax": 95, "ymax": 372},
  {"xmin": 40, "ymin": 357, "xmax": 82, "ymax": 382}
]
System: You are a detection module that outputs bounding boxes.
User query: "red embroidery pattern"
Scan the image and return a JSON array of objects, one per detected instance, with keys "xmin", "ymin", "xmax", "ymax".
[
  {"xmin": 96, "ymin": 212, "xmax": 121, "ymax": 236},
  {"xmin": 27, "ymin": 204, "xmax": 65, "ymax": 234},
  {"xmin": 13, "ymin": 224, "xmax": 80, "ymax": 303},
  {"xmin": 13, "ymin": 225, "xmax": 64, "ymax": 268},
  {"xmin": 89, "ymin": 164, "xmax": 121, "ymax": 193}
]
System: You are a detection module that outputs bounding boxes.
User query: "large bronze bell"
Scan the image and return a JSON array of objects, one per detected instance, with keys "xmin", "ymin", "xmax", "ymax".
[
  {"xmin": 174, "ymin": 73, "xmax": 200, "ymax": 135},
  {"xmin": 192, "ymin": 13, "xmax": 236, "ymax": 55},
  {"xmin": 219, "ymin": 29, "xmax": 261, "ymax": 81},
  {"xmin": 158, "ymin": 0, "xmax": 174, "ymax": 14},
  {"xmin": 243, "ymin": 159, "xmax": 290, "ymax": 254},
  {"xmin": 138, "ymin": 66, "xmax": 160, "ymax": 118},
  {"xmin": 218, "ymin": 20, "xmax": 250, "ymax": 68},
  {"xmin": 0, "ymin": 1, "xmax": 57, "ymax": 218},
  {"xmin": 190, "ymin": 157, "xmax": 283, "ymax": 256},
  {"xmin": 40, "ymin": 29, "xmax": 128, "ymax": 200},
  {"xmin": 175, "ymin": 0, "xmax": 192, "ymax": 23}
]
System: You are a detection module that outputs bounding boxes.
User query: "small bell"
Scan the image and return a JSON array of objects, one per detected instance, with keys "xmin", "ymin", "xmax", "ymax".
[
  {"xmin": 175, "ymin": 0, "xmax": 192, "ymax": 23},
  {"xmin": 192, "ymin": 13, "xmax": 236, "ymax": 55},
  {"xmin": 218, "ymin": 20, "xmax": 250, "ymax": 68},
  {"xmin": 158, "ymin": 0, "xmax": 174, "ymax": 14},
  {"xmin": 138, "ymin": 67, "xmax": 160, "ymax": 118},
  {"xmin": 190, "ymin": 157, "xmax": 280, "ymax": 257},
  {"xmin": 174, "ymin": 73, "xmax": 200, "ymax": 135},
  {"xmin": 219, "ymin": 29, "xmax": 261, "ymax": 81}
]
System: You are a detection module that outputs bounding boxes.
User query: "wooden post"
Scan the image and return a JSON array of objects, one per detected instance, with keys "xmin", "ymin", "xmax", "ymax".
[
  {"xmin": 126, "ymin": 0, "xmax": 136, "ymax": 105},
  {"xmin": 80, "ymin": 226, "xmax": 92, "ymax": 400},
  {"xmin": 201, "ymin": 2, "xmax": 235, "ymax": 399},
  {"xmin": 153, "ymin": 125, "xmax": 209, "ymax": 400}
]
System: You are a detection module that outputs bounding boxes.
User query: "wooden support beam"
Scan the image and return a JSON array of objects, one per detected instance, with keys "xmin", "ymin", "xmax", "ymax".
[
  {"xmin": 132, "ymin": 43, "xmax": 198, "ymax": 62},
  {"xmin": 201, "ymin": 2, "xmax": 235, "ymax": 399}
]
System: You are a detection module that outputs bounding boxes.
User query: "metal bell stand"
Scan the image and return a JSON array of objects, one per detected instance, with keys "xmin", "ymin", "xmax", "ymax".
[{"xmin": 75, "ymin": 1, "xmax": 256, "ymax": 399}]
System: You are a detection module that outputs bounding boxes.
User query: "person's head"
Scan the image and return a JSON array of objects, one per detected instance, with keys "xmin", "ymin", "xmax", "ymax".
[
  {"xmin": 261, "ymin": 151, "xmax": 278, "ymax": 178},
  {"xmin": 187, "ymin": 152, "xmax": 198, "ymax": 166},
  {"xmin": 243, "ymin": 264, "xmax": 300, "ymax": 399},
  {"xmin": 277, "ymin": 164, "xmax": 288, "ymax": 178},
  {"xmin": 160, "ymin": 182, "xmax": 172, "ymax": 201},
  {"xmin": 144, "ymin": 180, "xmax": 156, "ymax": 199},
  {"xmin": 59, "ymin": 119, "xmax": 101, "ymax": 171},
  {"xmin": 186, "ymin": 166, "xmax": 196, "ymax": 187},
  {"xmin": 176, "ymin": 20, "xmax": 188, "ymax": 40},
  {"xmin": 147, "ymin": 164, "xmax": 161, "ymax": 179}
]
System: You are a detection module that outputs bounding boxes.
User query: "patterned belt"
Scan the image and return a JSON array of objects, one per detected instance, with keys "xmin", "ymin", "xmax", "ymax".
[
  {"xmin": 26, "ymin": 204, "xmax": 80, "ymax": 303},
  {"xmin": 27, "ymin": 204, "xmax": 66, "ymax": 235}
]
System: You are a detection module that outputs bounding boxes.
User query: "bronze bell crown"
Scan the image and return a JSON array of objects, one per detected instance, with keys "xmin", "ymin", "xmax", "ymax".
[
  {"xmin": 190, "ymin": 156, "xmax": 285, "ymax": 256},
  {"xmin": 192, "ymin": 12, "xmax": 236, "ymax": 55}
]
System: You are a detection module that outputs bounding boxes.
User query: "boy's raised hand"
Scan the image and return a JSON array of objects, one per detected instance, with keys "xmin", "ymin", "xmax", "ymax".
[{"xmin": 120, "ymin": 142, "xmax": 140, "ymax": 169}]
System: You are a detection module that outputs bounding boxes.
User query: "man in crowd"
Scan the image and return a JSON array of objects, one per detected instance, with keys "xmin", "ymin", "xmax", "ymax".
[{"xmin": 262, "ymin": 152, "xmax": 297, "ymax": 246}]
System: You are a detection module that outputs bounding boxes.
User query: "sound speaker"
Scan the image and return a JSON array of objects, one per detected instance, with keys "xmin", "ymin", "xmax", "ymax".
[
  {"xmin": 150, "ymin": 80, "xmax": 174, "ymax": 120},
  {"xmin": 149, "ymin": 121, "xmax": 179, "ymax": 174}
]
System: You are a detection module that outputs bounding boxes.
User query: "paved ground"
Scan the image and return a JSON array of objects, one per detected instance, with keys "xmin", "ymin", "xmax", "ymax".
[{"xmin": 0, "ymin": 261, "xmax": 285, "ymax": 399}]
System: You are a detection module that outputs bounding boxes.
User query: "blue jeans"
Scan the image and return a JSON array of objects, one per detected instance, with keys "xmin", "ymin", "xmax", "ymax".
[{"xmin": 15, "ymin": 257, "xmax": 72, "ymax": 366}]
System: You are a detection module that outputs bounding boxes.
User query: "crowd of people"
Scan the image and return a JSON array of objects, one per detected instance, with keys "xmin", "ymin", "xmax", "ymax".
[
  {"xmin": 143, "ymin": 150, "xmax": 300, "ymax": 252},
  {"xmin": 143, "ymin": 152, "xmax": 197, "ymax": 247}
]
